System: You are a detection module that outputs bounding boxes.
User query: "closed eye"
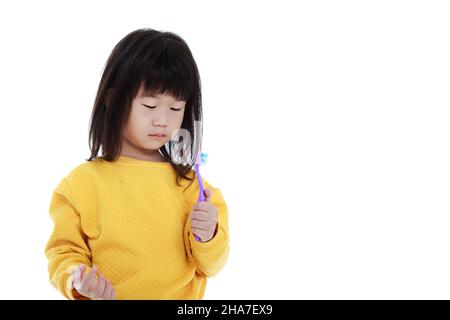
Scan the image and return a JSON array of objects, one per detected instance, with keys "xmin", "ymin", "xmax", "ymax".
[{"xmin": 143, "ymin": 104, "xmax": 182, "ymax": 111}]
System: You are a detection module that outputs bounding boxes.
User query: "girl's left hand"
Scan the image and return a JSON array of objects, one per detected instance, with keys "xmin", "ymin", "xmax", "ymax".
[{"xmin": 190, "ymin": 188, "xmax": 218, "ymax": 242}]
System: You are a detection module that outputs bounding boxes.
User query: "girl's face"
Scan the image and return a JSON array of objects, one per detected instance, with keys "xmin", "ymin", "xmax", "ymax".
[{"xmin": 120, "ymin": 83, "xmax": 186, "ymax": 161}]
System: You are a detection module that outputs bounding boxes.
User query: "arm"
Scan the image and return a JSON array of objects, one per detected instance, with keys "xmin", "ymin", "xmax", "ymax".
[{"xmin": 44, "ymin": 177, "xmax": 92, "ymax": 300}]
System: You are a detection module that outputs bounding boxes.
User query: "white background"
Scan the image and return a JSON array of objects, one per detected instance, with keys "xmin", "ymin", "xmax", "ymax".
[{"xmin": 0, "ymin": 0, "xmax": 449, "ymax": 299}]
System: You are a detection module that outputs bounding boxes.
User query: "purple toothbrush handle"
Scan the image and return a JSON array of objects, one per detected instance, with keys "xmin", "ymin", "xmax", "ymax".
[
  {"xmin": 196, "ymin": 164, "xmax": 205, "ymax": 202},
  {"xmin": 194, "ymin": 163, "xmax": 205, "ymax": 241}
]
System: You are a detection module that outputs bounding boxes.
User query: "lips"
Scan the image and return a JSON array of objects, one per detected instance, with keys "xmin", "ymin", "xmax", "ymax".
[{"xmin": 149, "ymin": 133, "xmax": 166, "ymax": 137}]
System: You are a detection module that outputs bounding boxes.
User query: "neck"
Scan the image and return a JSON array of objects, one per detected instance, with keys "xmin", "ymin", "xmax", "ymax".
[{"xmin": 120, "ymin": 137, "xmax": 167, "ymax": 162}]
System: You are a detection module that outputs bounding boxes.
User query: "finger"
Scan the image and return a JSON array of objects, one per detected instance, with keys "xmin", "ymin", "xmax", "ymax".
[
  {"xmin": 103, "ymin": 280, "xmax": 113, "ymax": 300},
  {"xmin": 80, "ymin": 265, "xmax": 98, "ymax": 288},
  {"xmin": 192, "ymin": 211, "xmax": 218, "ymax": 226},
  {"xmin": 191, "ymin": 220, "xmax": 211, "ymax": 231},
  {"xmin": 192, "ymin": 227, "xmax": 208, "ymax": 240},
  {"xmin": 79, "ymin": 263, "xmax": 86, "ymax": 276},
  {"xmin": 107, "ymin": 283, "xmax": 117, "ymax": 300},
  {"xmin": 72, "ymin": 265, "xmax": 81, "ymax": 286},
  {"xmin": 193, "ymin": 207, "xmax": 217, "ymax": 220},
  {"xmin": 96, "ymin": 274, "xmax": 107, "ymax": 298},
  {"xmin": 193, "ymin": 201, "xmax": 213, "ymax": 211},
  {"xmin": 204, "ymin": 188, "xmax": 213, "ymax": 202},
  {"xmin": 192, "ymin": 228, "xmax": 214, "ymax": 242},
  {"xmin": 192, "ymin": 207, "xmax": 216, "ymax": 217},
  {"xmin": 191, "ymin": 211, "xmax": 210, "ymax": 222},
  {"xmin": 75, "ymin": 264, "xmax": 87, "ymax": 285}
]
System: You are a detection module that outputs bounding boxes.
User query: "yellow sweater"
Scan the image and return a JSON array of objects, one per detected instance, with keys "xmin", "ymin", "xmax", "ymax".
[{"xmin": 45, "ymin": 155, "xmax": 230, "ymax": 300}]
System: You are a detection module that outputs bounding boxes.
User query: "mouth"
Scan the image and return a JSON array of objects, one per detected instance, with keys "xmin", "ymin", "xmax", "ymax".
[{"xmin": 149, "ymin": 134, "xmax": 166, "ymax": 138}]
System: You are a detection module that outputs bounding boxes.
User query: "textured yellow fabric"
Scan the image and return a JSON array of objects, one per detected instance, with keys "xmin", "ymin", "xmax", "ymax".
[{"xmin": 45, "ymin": 155, "xmax": 230, "ymax": 300}]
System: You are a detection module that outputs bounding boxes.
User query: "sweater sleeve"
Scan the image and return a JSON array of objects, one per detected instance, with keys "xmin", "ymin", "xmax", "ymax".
[
  {"xmin": 44, "ymin": 177, "xmax": 93, "ymax": 300},
  {"xmin": 183, "ymin": 176, "xmax": 230, "ymax": 278}
]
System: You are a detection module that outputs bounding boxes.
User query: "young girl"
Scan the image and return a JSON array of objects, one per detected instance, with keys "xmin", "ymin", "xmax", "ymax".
[{"xmin": 45, "ymin": 28, "xmax": 230, "ymax": 300}]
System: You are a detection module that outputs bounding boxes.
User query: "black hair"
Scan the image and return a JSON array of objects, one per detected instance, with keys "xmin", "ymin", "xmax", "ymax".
[{"xmin": 86, "ymin": 28, "xmax": 203, "ymax": 188}]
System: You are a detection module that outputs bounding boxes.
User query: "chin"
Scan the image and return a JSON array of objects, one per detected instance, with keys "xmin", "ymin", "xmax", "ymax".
[{"xmin": 143, "ymin": 141, "xmax": 164, "ymax": 149}]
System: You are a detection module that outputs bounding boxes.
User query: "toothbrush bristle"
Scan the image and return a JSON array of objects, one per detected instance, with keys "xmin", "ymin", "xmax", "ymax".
[
  {"xmin": 200, "ymin": 152, "xmax": 207, "ymax": 165},
  {"xmin": 195, "ymin": 152, "xmax": 208, "ymax": 165}
]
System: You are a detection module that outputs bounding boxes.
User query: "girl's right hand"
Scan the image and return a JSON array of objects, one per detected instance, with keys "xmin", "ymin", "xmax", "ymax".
[{"xmin": 71, "ymin": 264, "xmax": 116, "ymax": 300}]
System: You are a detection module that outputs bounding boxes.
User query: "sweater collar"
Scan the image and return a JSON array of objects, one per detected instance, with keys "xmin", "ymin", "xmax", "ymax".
[{"xmin": 103, "ymin": 155, "xmax": 173, "ymax": 167}]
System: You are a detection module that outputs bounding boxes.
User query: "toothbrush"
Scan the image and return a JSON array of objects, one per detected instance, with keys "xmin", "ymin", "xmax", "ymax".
[{"xmin": 193, "ymin": 151, "xmax": 208, "ymax": 242}]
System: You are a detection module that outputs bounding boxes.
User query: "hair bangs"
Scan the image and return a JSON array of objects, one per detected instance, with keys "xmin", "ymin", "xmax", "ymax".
[{"xmin": 141, "ymin": 51, "xmax": 194, "ymax": 102}]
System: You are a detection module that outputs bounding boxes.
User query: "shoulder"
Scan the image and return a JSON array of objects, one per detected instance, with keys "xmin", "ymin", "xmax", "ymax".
[
  {"xmin": 53, "ymin": 158, "xmax": 105, "ymax": 199},
  {"xmin": 64, "ymin": 158, "xmax": 104, "ymax": 184}
]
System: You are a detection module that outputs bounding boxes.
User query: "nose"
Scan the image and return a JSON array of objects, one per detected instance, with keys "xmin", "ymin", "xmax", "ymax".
[{"xmin": 152, "ymin": 109, "xmax": 169, "ymax": 127}]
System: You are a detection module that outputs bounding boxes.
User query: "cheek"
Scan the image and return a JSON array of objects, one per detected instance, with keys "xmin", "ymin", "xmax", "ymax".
[
  {"xmin": 121, "ymin": 119, "xmax": 131, "ymax": 137},
  {"xmin": 130, "ymin": 112, "xmax": 148, "ymax": 129},
  {"xmin": 123, "ymin": 115, "xmax": 147, "ymax": 140},
  {"xmin": 175, "ymin": 112, "xmax": 185, "ymax": 126},
  {"xmin": 168, "ymin": 112, "xmax": 183, "ymax": 126}
]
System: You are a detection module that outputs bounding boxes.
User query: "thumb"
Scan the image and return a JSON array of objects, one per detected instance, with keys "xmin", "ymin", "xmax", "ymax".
[{"xmin": 204, "ymin": 188, "xmax": 213, "ymax": 202}]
